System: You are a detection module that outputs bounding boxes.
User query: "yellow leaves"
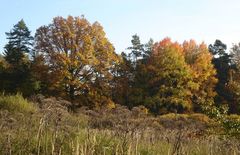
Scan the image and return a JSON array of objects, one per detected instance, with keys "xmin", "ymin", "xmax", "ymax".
[
  {"xmin": 35, "ymin": 16, "xmax": 120, "ymax": 103},
  {"xmin": 182, "ymin": 40, "xmax": 217, "ymax": 83},
  {"xmin": 145, "ymin": 38, "xmax": 217, "ymax": 112},
  {"xmin": 188, "ymin": 81, "xmax": 200, "ymax": 91},
  {"xmin": 181, "ymin": 40, "xmax": 218, "ymax": 108},
  {"xmin": 106, "ymin": 99, "xmax": 116, "ymax": 109}
]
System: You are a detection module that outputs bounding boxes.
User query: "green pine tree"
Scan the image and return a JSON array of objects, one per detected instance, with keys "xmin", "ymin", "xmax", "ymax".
[
  {"xmin": 127, "ymin": 34, "xmax": 144, "ymax": 66},
  {"xmin": 4, "ymin": 19, "xmax": 33, "ymax": 64},
  {"xmin": 209, "ymin": 40, "xmax": 232, "ymax": 110},
  {"xmin": 2, "ymin": 19, "xmax": 38, "ymax": 96}
]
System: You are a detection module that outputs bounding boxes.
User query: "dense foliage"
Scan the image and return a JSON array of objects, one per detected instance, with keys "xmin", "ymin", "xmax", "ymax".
[
  {"xmin": 34, "ymin": 16, "xmax": 119, "ymax": 108},
  {"xmin": 1, "ymin": 16, "xmax": 240, "ymax": 116}
]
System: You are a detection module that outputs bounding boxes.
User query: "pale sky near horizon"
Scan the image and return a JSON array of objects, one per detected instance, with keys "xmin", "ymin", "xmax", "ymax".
[{"xmin": 1, "ymin": 0, "xmax": 240, "ymax": 54}]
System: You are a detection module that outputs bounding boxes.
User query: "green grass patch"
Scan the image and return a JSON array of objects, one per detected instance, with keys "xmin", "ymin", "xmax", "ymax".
[{"xmin": 0, "ymin": 93, "xmax": 36, "ymax": 113}]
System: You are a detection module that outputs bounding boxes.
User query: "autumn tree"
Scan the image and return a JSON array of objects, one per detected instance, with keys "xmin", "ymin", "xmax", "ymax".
[
  {"xmin": 183, "ymin": 40, "xmax": 217, "ymax": 112},
  {"xmin": 35, "ymin": 16, "xmax": 119, "ymax": 107},
  {"xmin": 139, "ymin": 38, "xmax": 195, "ymax": 114},
  {"xmin": 125, "ymin": 38, "xmax": 217, "ymax": 114}
]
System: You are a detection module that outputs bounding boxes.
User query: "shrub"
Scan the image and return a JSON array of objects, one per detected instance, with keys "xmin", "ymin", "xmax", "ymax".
[
  {"xmin": 0, "ymin": 93, "xmax": 36, "ymax": 113},
  {"xmin": 221, "ymin": 115, "xmax": 240, "ymax": 137}
]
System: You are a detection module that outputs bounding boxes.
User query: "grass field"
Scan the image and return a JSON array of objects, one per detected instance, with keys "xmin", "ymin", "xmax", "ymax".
[{"xmin": 0, "ymin": 94, "xmax": 239, "ymax": 155}]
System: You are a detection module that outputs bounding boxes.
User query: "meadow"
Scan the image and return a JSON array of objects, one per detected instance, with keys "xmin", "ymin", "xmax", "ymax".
[{"xmin": 1, "ymin": 94, "xmax": 240, "ymax": 155}]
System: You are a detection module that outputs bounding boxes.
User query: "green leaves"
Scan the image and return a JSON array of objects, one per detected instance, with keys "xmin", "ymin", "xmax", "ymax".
[{"xmin": 0, "ymin": 20, "xmax": 38, "ymax": 96}]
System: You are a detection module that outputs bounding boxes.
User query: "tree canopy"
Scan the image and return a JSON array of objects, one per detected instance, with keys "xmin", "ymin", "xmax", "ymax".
[{"xmin": 34, "ymin": 16, "xmax": 119, "ymax": 107}]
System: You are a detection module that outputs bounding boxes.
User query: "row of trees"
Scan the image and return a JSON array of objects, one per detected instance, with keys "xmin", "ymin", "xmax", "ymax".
[
  {"xmin": 1, "ymin": 16, "xmax": 240, "ymax": 114},
  {"xmin": 114, "ymin": 37, "xmax": 217, "ymax": 114}
]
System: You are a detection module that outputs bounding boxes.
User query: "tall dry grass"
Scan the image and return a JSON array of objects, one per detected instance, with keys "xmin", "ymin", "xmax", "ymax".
[{"xmin": 0, "ymin": 94, "xmax": 240, "ymax": 155}]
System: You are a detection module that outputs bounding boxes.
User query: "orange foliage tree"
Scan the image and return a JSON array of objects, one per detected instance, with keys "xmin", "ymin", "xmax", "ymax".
[
  {"xmin": 34, "ymin": 16, "xmax": 119, "ymax": 107},
  {"xmin": 128, "ymin": 38, "xmax": 217, "ymax": 114},
  {"xmin": 183, "ymin": 40, "xmax": 217, "ymax": 112}
]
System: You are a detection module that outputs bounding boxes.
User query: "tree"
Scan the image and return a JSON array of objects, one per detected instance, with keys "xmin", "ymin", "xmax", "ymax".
[
  {"xmin": 35, "ymin": 16, "xmax": 119, "ymax": 107},
  {"xmin": 231, "ymin": 43, "xmax": 240, "ymax": 69},
  {"xmin": 183, "ymin": 40, "xmax": 217, "ymax": 112},
  {"xmin": 226, "ymin": 43, "xmax": 240, "ymax": 113},
  {"xmin": 209, "ymin": 40, "xmax": 232, "ymax": 109},
  {"xmin": 143, "ymin": 38, "xmax": 194, "ymax": 114},
  {"xmin": 0, "ymin": 54, "xmax": 6, "ymax": 71},
  {"xmin": 0, "ymin": 55, "xmax": 8, "ymax": 92},
  {"xmin": 114, "ymin": 36, "xmax": 153, "ymax": 108},
  {"xmin": 127, "ymin": 34, "xmax": 144, "ymax": 66},
  {"xmin": 127, "ymin": 39, "xmax": 217, "ymax": 114},
  {"xmin": 111, "ymin": 52, "xmax": 133, "ymax": 106},
  {"xmin": 4, "ymin": 19, "xmax": 33, "ymax": 64},
  {"xmin": 143, "ymin": 38, "xmax": 154, "ymax": 60},
  {"xmin": 1, "ymin": 19, "xmax": 37, "ymax": 96},
  {"xmin": 209, "ymin": 40, "xmax": 227, "ymax": 56}
]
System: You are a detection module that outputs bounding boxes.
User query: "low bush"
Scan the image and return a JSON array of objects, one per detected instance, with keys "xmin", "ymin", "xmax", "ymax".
[
  {"xmin": 221, "ymin": 114, "xmax": 240, "ymax": 137},
  {"xmin": 0, "ymin": 93, "xmax": 36, "ymax": 113}
]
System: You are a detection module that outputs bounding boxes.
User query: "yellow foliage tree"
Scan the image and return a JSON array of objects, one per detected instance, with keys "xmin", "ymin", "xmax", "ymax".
[
  {"xmin": 35, "ymin": 16, "xmax": 119, "ymax": 107},
  {"xmin": 183, "ymin": 40, "xmax": 217, "ymax": 111}
]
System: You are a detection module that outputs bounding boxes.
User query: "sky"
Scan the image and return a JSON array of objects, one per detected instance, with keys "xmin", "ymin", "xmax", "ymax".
[{"xmin": 1, "ymin": 0, "xmax": 240, "ymax": 53}]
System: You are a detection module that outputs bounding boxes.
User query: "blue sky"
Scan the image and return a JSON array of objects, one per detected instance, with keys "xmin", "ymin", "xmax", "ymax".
[{"xmin": 1, "ymin": 0, "xmax": 240, "ymax": 53}]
